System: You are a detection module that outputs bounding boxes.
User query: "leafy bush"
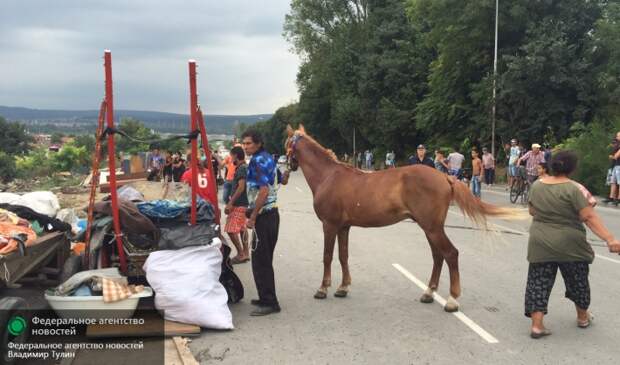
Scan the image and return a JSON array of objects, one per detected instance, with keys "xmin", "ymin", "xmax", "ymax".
[
  {"xmin": 15, "ymin": 148, "xmax": 53, "ymax": 179},
  {"xmin": 556, "ymin": 121, "xmax": 618, "ymax": 196},
  {"xmin": 0, "ymin": 152, "xmax": 16, "ymax": 183},
  {"xmin": 50, "ymin": 143, "xmax": 89, "ymax": 172}
]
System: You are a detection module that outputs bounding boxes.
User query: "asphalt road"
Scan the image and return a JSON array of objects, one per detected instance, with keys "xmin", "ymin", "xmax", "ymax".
[{"xmin": 190, "ymin": 172, "xmax": 620, "ymax": 364}]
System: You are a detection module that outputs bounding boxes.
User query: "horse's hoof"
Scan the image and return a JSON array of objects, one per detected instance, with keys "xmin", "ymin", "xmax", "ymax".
[
  {"xmin": 444, "ymin": 296, "xmax": 459, "ymax": 312},
  {"xmin": 314, "ymin": 290, "xmax": 327, "ymax": 299},
  {"xmin": 334, "ymin": 289, "xmax": 348, "ymax": 298},
  {"xmin": 420, "ymin": 293, "xmax": 434, "ymax": 304}
]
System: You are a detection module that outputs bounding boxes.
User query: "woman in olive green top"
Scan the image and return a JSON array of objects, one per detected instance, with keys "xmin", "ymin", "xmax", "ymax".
[{"xmin": 526, "ymin": 151, "xmax": 620, "ymax": 339}]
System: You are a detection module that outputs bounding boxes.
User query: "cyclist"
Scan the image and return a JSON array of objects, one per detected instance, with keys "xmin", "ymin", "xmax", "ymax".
[{"xmin": 517, "ymin": 143, "xmax": 546, "ymax": 185}]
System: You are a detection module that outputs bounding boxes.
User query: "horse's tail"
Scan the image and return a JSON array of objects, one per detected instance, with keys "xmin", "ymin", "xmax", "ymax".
[{"xmin": 447, "ymin": 176, "xmax": 525, "ymax": 227}]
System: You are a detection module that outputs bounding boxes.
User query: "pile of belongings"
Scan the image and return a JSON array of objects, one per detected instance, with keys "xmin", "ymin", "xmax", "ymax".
[
  {"xmin": 53, "ymin": 267, "xmax": 145, "ymax": 303},
  {"xmin": 80, "ymin": 185, "xmax": 240, "ymax": 329},
  {"xmin": 0, "ymin": 191, "xmax": 72, "ymax": 255},
  {"xmin": 78, "ymin": 186, "xmax": 220, "ymax": 270}
]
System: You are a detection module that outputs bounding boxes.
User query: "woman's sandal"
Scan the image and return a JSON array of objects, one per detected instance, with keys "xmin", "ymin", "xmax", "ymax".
[
  {"xmin": 578, "ymin": 312, "xmax": 594, "ymax": 328},
  {"xmin": 530, "ymin": 328, "xmax": 552, "ymax": 339}
]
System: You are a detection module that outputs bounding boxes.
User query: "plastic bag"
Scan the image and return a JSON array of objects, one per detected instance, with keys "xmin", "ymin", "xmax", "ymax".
[{"xmin": 143, "ymin": 239, "xmax": 233, "ymax": 329}]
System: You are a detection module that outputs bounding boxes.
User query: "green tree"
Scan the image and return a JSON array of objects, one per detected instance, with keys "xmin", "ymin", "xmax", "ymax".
[
  {"xmin": 0, "ymin": 116, "xmax": 33, "ymax": 155},
  {"xmin": 50, "ymin": 143, "xmax": 89, "ymax": 172},
  {"xmin": 115, "ymin": 118, "xmax": 160, "ymax": 155},
  {"xmin": 74, "ymin": 134, "xmax": 96, "ymax": 154},
  {"xmin": 0, "ymin": 152, "xmax": 16, "ymax": 183}
]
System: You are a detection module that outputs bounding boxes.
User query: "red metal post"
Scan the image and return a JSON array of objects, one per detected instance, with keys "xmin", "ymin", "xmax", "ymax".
[
  {"xmin": 196, "ymin": 106, "xmax": 220, "ymax": 224},
  {"xmin": 189, "ymin": 60, "xmax": 199, "ymax": 225},
  {"xmin": 84, "ymin": 100, "xmax": 106, "ymax": 269},
  {"xmin": 104, "ymin": 50, "xmax": 127, "ymax": 273}
]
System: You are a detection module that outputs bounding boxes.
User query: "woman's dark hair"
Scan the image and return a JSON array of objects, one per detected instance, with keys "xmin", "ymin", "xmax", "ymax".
[
  {"xmin": 230, "ymin": 146, "xmax": 245, "ymax": 160},
  {"xmin": 550, "ymin": 150, "xmax": 578, "ymax": 176},
  {"xmin": 241, "ymin": 129, "xmax": 263, "ymax": 145}
]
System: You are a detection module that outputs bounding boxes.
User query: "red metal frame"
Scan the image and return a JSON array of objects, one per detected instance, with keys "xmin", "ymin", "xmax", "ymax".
[
  {"xmin": 196, "ymin": 105, "xmax": 220, "ymax": 223},
  {"xmin": 188, "ymin": 61, "xmax": 200, "ymax": 225},
  {"xmin": 103, "ymin": 51, "xmax": 127, "ymax": 273},
  {"xmin": 83, "ymin": 100, "xmax": 106, "ymax": 268}
]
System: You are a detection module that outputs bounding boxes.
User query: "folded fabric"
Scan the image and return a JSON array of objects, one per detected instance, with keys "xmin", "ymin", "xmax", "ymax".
[
  {"xmin": 136, "ymin": 200, "xmax": 191, "ymax": 219},
  {"xmin": 93, "ymin": 200, "xmax": 159, "ymax": 241},
  {"xmin": 138, "ymin": 199, "xmax": 215, "ymax": 224},
  {"xmin": 0, "ymin": 204, "xmax": 71, "ymax": 233},
  {"xmin": 0, "ymin": 209, "xmax": 27, "ymax": 226},
  {"xmin": 102, "ymin": 277, "xmax": 144, "ymax": 303},
  {"xmin": 55, "ymin": 268, "xmax": 123, "ymax": 296},
  {"xmin": 0, "ymin": 222, "xmax": 38, "ymax": 255}
]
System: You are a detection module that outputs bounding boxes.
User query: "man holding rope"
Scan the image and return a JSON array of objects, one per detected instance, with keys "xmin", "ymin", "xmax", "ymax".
[{"xmin": 241, "ymin": 129, "xmax": 282, "ymax": 316}]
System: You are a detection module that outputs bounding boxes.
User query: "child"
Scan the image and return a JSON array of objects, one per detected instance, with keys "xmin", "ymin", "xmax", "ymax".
[
  {"xmin": 224, "ymin": 146, "xmax": 250, "ymax": 264},
  {"xmin": 471, "ymin": 150, "xmax": 482, "ymax": 198}
]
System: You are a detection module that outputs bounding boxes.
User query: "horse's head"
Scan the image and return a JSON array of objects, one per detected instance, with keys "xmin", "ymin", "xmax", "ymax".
[{"xmin": 285, "ymin": 124, "xmax": 305, "ymax": 171}]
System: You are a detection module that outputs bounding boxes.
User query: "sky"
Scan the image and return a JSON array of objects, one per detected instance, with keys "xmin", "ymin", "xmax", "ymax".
[{"xmin": 0, "ymin": 0, "xmax": 301, "ymax": 114}]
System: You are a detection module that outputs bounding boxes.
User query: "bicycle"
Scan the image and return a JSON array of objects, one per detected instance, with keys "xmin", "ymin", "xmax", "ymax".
[{"xmin": 510, "ymin": 166, "xmax": 530, "ymax": 204}]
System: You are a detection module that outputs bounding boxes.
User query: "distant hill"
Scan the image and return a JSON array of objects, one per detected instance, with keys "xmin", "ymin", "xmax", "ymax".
[{"xmin": 0, "ymin": 106, "xmax": 271, "ymax": 135}]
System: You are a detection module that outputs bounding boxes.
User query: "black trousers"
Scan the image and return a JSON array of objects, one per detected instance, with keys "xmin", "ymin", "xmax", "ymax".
[
  {"xmin": 251, "ymin": 209, "xmax": 280, "ymax": 306},
  {"xmin": 524, "ymin": 261, "xmax": 590, "ymax": 317},
  {"xmin": 484, "ymin": 168, "xmax": 495, "ymax": 185}
]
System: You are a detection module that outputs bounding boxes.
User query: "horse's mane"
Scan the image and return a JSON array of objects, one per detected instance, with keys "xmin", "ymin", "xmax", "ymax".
[{"xmin": 296, "ymin": 131, "xmax": 364, "ymax": 173}]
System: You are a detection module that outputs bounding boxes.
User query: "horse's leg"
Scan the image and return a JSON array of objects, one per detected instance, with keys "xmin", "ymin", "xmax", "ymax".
[
  {"xmin": 428, "ymin": 228, "xmax": 460, "ymax": 312},
  {"xmin": 420, "ymin": 235, "xmax": 444, "ymax": 304},
  {"xmin": 335, "ymin": 226, "xmax": 351, "ymax": 298},
  {"xmin": 314, "ymin": 223, "xmax": 338, "ymax": 299}
]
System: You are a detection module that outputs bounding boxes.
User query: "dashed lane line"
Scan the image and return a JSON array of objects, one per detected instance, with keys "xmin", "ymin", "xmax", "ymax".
[{"xmin": 392, "ymin": 263, "xmax": 499, "ymax": 344}]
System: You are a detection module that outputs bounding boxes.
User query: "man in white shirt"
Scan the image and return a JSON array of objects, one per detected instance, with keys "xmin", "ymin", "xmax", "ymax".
[{"xmin": 447, "ymin": 147, "xmax": 465, "ymax": 180}]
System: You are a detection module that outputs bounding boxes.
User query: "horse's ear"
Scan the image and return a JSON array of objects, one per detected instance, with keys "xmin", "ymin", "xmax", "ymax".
[
  {"xmin": 299, "ymin": 124, "xmax": 306, "ymax": 134},
  {"xmin": 286, "ymin": 124, "xmax": 294, "ymax": 137}
]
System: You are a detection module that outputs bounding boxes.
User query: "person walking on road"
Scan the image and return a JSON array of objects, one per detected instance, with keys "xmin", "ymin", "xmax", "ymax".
[
  {"xmin": 603, "ymin": 132, "xmax": 620, "ymax": 206},
  {"xmin": 446, "ymin": 147, "xmax": 465, "ymax": 179},
  {"xmin": 508, "ymin": 139, "xmax": 521, "ymax": 189},
  {"xmin": 241, "ymin": 129, "xmax": 281, "ymax": 316},
  {"xmin": 525, "ymin": 151, "xmax": 620, "ymax": 339},
  {"xmin": 224, "ymin": 146, "xmax": 250, "ymax": 264},
  {"xmin": 471, "ymin": 150, "xmax": 482, "ymax": 198},
  {"xmin": 365, "ymin": 150, "xmax": 373, "ymax": 170},
  {"xmin": 409, "ymin": 144, "xmax": 434, "ymax": 168},
  {"xmin": 482, "ymin": 147, "xmax": 495, "ymax": 186}
]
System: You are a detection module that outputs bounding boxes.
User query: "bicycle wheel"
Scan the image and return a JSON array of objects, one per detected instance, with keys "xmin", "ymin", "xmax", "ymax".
[
  {"xmin": 509, "ymin": 179, "xmax": 521, "ymax": 204},
  {"xmin": 521, "ymin": 182, "xmax": 530, "ymax": 204}
]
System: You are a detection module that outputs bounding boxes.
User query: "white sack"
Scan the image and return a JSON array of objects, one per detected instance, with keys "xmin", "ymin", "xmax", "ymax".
[{"xmin": 143, "ymin": 239, "xmax": 233, "ymax": 330}]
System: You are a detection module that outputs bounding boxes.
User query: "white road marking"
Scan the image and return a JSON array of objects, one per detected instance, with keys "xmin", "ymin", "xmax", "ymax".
[
  {"xmin": 595, "ymin": 254, "xmax": 620, "ymax": 264},
  {"xmin": 392, "ymin": 263, "xmax": 499, "ymax": 344},
  {"xmin": 448, "ymin": 209, "xmax": 620, "ymax": 265},
  {"xmin": 295, "ymin": 186, "xmax": 303, "ymax": 193}
]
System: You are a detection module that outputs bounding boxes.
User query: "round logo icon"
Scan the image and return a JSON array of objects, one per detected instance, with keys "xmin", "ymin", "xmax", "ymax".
[{"xmin": 8, "ymin": 316, "xmax": 27, "ymax": 336}]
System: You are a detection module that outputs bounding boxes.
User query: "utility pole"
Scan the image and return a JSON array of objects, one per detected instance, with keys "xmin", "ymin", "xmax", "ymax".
[
  {"xmin": 353, "ymin": 127, "xmax": 356, "ymax": 168},
  {"xmin": 492, "ymin": 0, "xmax": 499, "ymax": 157}
]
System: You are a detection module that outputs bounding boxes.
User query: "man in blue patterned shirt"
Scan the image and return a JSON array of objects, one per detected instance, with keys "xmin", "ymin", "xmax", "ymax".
[{"xmin": 241, "ymin": 129, "xmax": 281, "ymax": 316}]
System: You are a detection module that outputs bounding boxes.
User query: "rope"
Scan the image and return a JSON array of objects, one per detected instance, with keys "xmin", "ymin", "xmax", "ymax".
[{"xmin": 99, "ymin": 127, "xmax": 201, "ymax": 146}]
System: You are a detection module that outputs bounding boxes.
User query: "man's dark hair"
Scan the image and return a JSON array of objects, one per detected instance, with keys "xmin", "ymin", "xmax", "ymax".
[
  {"xmin": 231, "ymin": 146, "xmax": 245, "ymax": 161},
  {"xmin": 550, "ymin": 150, "xmax": 578, "ymax": 176},
  {"xmin": 241, "ymin": 129, "xmax": 263, "ymax": 145}
]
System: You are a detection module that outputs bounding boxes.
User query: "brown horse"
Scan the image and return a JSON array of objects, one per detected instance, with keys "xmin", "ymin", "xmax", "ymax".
[{"xmin": 285, "ymin": 125, "xmax": 521, "ymax": 312}]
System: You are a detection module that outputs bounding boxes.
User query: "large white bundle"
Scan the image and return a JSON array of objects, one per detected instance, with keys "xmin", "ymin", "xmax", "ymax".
[
  {"xmin": 0, "ymin": 193, "xmax": 21, "ymax": 205},
  {"xmin": 0, "ymin": 191, "xmax": 61, "ymax": 217},
  {"xmin": 143, "ymin": 239, "xmax": 233, "ymax": 330},
  {"xmin": 21, "ymin": 191, "xmax": 61, "ymax": 217}
]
